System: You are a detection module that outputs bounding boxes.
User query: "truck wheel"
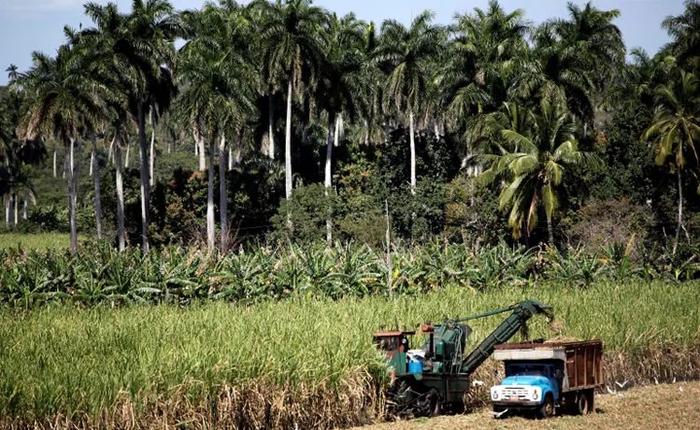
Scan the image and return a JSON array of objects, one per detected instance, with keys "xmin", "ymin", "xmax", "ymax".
[
  {"xmin": 492, "ymin": 405, "xmax": 507, "ymax": 419},
  {"xmin": 587, "ymin": 390, "xmax": 595, "ymax": 413},
  {"xmin": 575, "ymin": 392, "xmax": 589, "ymax": 415},
  {"xmin": 537, "ymin": 394, "xmax": 555, "ymax": 419}
]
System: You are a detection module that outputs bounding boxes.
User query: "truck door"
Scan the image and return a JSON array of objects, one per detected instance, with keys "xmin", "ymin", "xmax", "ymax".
[{"xmin": 550, "ymin": 363, "xmax": 563, "ymax": 401}]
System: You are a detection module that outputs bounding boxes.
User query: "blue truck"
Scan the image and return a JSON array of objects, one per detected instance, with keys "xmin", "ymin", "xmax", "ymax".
[{"xmin": 490, "ymin": 340, "xmax": 603, "ymax": 418}]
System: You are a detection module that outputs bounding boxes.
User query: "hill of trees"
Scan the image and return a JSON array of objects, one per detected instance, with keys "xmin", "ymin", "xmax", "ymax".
[{"xmin": 0, "ymin": 0, "xmax": 698, "ymax": 265}]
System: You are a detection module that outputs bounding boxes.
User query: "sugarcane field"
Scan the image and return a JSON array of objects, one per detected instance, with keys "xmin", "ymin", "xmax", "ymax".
[{"xmin": 0, "ymin": 0, "xmax": 699, "ymax": 429}]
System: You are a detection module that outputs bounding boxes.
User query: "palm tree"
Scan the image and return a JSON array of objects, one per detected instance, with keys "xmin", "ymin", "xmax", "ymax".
[
  {"xmin": 662, "ymin": 1, "xmax": 700, "ymax": 69},
  {"xmin": 0, "ymin": 88, "xmax": 45, "ymax": 230},
  {"xmin": 479, "ymin": 97, "xmax": 598, "ymax": 242},
  {"xmin": 442, "ymin": 1, "xmax": 527, "ymax": 115},
  {"xmin": 519, "ymin": 2, "xmax": 624, "ymax": 127},
  {"xmin": 255, "ymin": 0, "xmax": 328, "ymax": 201},
  {"xmin": 20, "ymin": 44, "xmax": 101, "ymax": 254},
  {"xmin": 374, "ymin": 11, "xmax": 444, "ymax": 194},
  {"xmin": 5, "ymin": 65, "xmax": 19, "ymax": 82},
  {"xmin": 82, "ymin": 0, "xmax": 180, "ymax": 253},
  {"xmin": 177, "ymin": 4, "xmax": 256, "ymax": 251},
  {"xmin": 317, "ymin": 13, "xmax": 365, "ymax": 243},
  {"xmin": 440, "ymin": 1, "xmax": 527, "ymax": 170},
  {"xmin": 642, "ymin": 70, "xmax": 699, "ymax": 255}
]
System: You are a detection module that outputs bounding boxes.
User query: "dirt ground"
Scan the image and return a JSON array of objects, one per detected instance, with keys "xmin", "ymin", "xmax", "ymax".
[{"xmin": 352, "ymin": 382, "xmax": 700, "ymax": 430}]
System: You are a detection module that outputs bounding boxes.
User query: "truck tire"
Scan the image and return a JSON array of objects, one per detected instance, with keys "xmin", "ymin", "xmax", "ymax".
[
  {"xmin": 537, "ymin": 394, "xmax": 555, "ymax": 419},
  {"xmin": 575, "ymin": 392, "xmax": 590, "ymax": 415},
  {"xmin": 492, "ymin": 405, "xmax": 507, "ymax": 419},
  {"xmin": 587, "ymin": 389, "xmax": 595, "ymax": 413}
]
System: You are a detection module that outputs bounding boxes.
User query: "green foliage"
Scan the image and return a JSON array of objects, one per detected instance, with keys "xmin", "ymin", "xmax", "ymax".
[
  {"xmin": 2, "ymin": 240, "xmax": 698, "ymax": 308},
  {"xmin": 272, "ymin": 183, "xmax": 336, "ymax": 243},
  {"xmin": 479, "ymin": 98, "xmax": 599, "ymax": 241},
  {"xmin": 3, "ymin": 0, "xmax": 699, "ymax": 255}
]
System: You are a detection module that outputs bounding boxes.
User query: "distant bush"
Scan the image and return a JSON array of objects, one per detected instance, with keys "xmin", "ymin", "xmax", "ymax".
[{"xmin": 563, "ymin": 198, "xmax": 655, "ymax": 260}]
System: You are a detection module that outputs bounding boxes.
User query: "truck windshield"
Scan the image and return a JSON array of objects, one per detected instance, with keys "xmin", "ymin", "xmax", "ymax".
[{"xmin": 506, "ymin": 363, "xmax": 550, "ymax": 377}]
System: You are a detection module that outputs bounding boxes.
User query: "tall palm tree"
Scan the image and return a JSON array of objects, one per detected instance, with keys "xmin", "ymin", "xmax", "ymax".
[
  {"xmin": 0, "ymin": 87, "xmax": 45, "ymax": 229},
  {"xmin": 519, "ymin": 2, "xmax": 624, "ymax": 127},
  {"xmin": 82, "ymin": 0, "xmax": 179, "ymax": 253},
  {"xmin": 374, "ymin": 11, "xmax": 444, "ymax": 194},
  {"xmin": 20, "ymin": 44, "xmax": 101, "ymax": 254},
  {"xmin": 642, "ymin": 70, "xmax": 699, "ymax": 255},
  {"xmin": 5, "ymin": 65, "xmax": 20, "ymax": 82},
  {"xmin": 662, "ymin": 0, "xmax": 700, "ymax": 69},
  {"xmin": 440, "ymin": 1, "xmax": 527, "ymax": 170},
  {"xmin": 442, "ymin": 0, "xmax": 527, "ymax": 118},
  {"xmin": 255, "ymin": 0, "xmax": 328, "ymax": 201},
  {"xmin": 177, "ymin": 4, "xmax": 256, "ymax": 252},
  {"xmin": 317, "ymin": 12, "xmax": 365, "ymax": 243},
  {"xmin": 480, "ymin": 97, "xmax": 598, "ymax": 242}
]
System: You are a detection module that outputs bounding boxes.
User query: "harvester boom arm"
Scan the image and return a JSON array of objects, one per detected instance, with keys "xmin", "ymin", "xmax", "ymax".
[{"xmin": 460, "ymin": 300, "xmax": 553, "ymax": 375}]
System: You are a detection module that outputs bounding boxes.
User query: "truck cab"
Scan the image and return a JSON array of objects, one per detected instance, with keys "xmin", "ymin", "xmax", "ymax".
[
  {"xmin": 490, "ymin": 341, "xmax": 603, "ymax": 418},
  {"xmin": 491, "ymin": 360, "xmax": 562, "ymax": 416}
]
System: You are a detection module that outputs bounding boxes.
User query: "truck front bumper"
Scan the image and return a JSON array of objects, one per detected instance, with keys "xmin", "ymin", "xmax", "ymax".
[{"xmin": 492, "ymin": 400, "xmax": 542, "ymax": 409}]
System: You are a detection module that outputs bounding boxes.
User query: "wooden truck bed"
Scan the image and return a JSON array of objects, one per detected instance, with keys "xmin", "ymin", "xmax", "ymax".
[{"xmin": 494, "ymin": 340, "xmax": 604, "ymax": 391}]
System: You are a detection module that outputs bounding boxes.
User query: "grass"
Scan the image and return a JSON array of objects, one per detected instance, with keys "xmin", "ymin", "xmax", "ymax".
[
  {"xmin": 0, "ymin": 232, "xmax": 69, "ymax": 251},
  {"xmin": 0, "ymin": 280, "xmax": 698, "ymax": 428}
]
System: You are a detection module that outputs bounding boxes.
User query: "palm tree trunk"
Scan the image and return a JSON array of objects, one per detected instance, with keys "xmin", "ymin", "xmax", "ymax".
[
  {"xmin": 125, "ymin": 142, "xmax": 131, "ymax": 168},
  {"xmin": 68, "ymin": 137, "xmax": 80, "ymax": 255},
  {"xmin": 149, "ymin": 110, "xmax": 156, "ymax": 187},
  {"xmin": 235, "ymin": 128, "xmax": 243, "ymax": 165},
  {"xmin": 12, "ymin": 193, "xmax": 18, "ymax": 227},
  {"xmin": 194, "ymin": 131, "xmax": 199, "ymax": 157},
  {"xmin": 285, "ymin": 80, "xmax": 293, "ymax": 199},
  {"xmin": 137, "ymin": 103, "xmax": 150, "ymax": 254},
  {"xmin": 4, "ymin": 196, "xmax": 9, "ymax": 227},
  {"xmin": 195, "ymin": 124, "xmax": 206, "ymax": 171},
  {"xmin": 268, "ymin": 94, "xmax": 275, "ymax": 159},
  {"xmin": 228, "ymin": 146, "xmax": 233, "ymax": 171},
  {"xmin": 92, "ymin": 138, "xmax": 103, "ymax": 240},
  {"xmin": 207, "ymin": 135, "xmax": 216, "ymax": 252},
  {"xmin": 108, "ymin": 137, "xmax": 114, "ymax": 164},
  {"xmin": 409, "ymin": 110, "xmax": 416, "ymax": 195},
  {"xmin": 115, "ymin": 137, "xmax": 126, "ymax": 251},
  {"xmin": 89, "ymin": 147, "xmax": 94, "ymax": 176},
  {"xmin": 334, "ymin": 114, "xmax": 341, "ymax": 147},
  {"xmin": 325, "ymin": 113, "xmax": 335, "ymax": 246},
  {"xmin": 53, "ymin": 150, "xmax": 57, "ymax": 178},
  {"xmin": 219, "ymin": 134, "xmax": 228, "ymax": 252},
  {"xmin": 673, "ymin": 168, "xmax": 683, "ymax": 256},
  {"xmin": 22, "ymin": 199, "xmax": 27, "ymax": 220},
  {"xmin": 547, "ymin": 215, "xmax": 554, "ymax": 244}
]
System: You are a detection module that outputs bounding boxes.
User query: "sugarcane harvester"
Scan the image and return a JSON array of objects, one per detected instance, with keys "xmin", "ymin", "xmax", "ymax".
[{"xmin": 373, "ymin": 300, "xmax": 554, "ymax": 417}]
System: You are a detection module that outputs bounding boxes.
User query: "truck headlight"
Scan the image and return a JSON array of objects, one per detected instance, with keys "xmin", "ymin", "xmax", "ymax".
[
  {"xmin": 491, "ymin": 389, "xmax": 499, "ymax": 400},
  {"xmin": 531, "ymin": 390, "xmax": 538, "ymax": 400}
]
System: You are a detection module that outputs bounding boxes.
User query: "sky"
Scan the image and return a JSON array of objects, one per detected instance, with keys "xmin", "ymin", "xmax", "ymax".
[{"xmin": 0, "ymin": 0, "xmax": 687, "ymax": 85}]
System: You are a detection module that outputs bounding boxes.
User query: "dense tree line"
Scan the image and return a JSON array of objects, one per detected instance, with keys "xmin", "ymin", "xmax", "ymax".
[{"xmin": 0, "ymin": 0, "xmax": 698, "ymax": 260}]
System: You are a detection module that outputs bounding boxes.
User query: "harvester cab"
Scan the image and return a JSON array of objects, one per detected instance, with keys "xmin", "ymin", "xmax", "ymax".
[{"xmin": 373, "ymin": 330, "xmax": 415, "ymax": 377}]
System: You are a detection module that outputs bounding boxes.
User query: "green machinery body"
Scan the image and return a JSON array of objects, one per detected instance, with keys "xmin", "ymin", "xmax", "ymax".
[{"xmin": 373, "ymin": 300, "xmax": 553, "ymax": 416}]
